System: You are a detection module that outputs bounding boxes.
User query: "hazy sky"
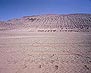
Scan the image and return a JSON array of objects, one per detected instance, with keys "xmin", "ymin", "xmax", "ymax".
[{"xmin": 0, "ymin": 0, "xmax": 91, "ymax": 20}]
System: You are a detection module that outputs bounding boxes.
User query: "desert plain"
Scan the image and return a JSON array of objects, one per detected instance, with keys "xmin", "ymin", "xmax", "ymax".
[{"xmin": 0, "ymin": 14, "xmax": 91, "ymax": 73}]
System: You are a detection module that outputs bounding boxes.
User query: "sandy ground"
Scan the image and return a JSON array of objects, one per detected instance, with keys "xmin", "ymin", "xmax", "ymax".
[{"xmin": 0, "ymin": 30, "xmax": 91, "ymax": 73}]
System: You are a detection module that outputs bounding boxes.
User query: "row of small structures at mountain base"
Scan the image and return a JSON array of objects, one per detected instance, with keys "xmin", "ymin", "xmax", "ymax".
[{"xmin": 37, "ymin": 29, "xmax": 90, "ymax": 32}]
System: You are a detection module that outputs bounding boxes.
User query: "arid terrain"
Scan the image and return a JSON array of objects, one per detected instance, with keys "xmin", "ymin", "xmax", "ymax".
[{"xmin": 0, "ymin": 14, "xmax": 91, "ymax": 73}]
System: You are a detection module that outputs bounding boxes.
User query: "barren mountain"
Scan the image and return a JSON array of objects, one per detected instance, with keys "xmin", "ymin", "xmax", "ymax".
[
  {"xmin": 0, "ymin": 14, "xmax": 91, "ymax": 32},
  {"xmin": 0, "ymin": 14, "xmax": 91, "ymax": 73}
]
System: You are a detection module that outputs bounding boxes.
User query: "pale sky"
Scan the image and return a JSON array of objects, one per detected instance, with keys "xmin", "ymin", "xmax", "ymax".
[{"xmin": 0, "ymin": 0, "xmax": 91, "ymax": 20}]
